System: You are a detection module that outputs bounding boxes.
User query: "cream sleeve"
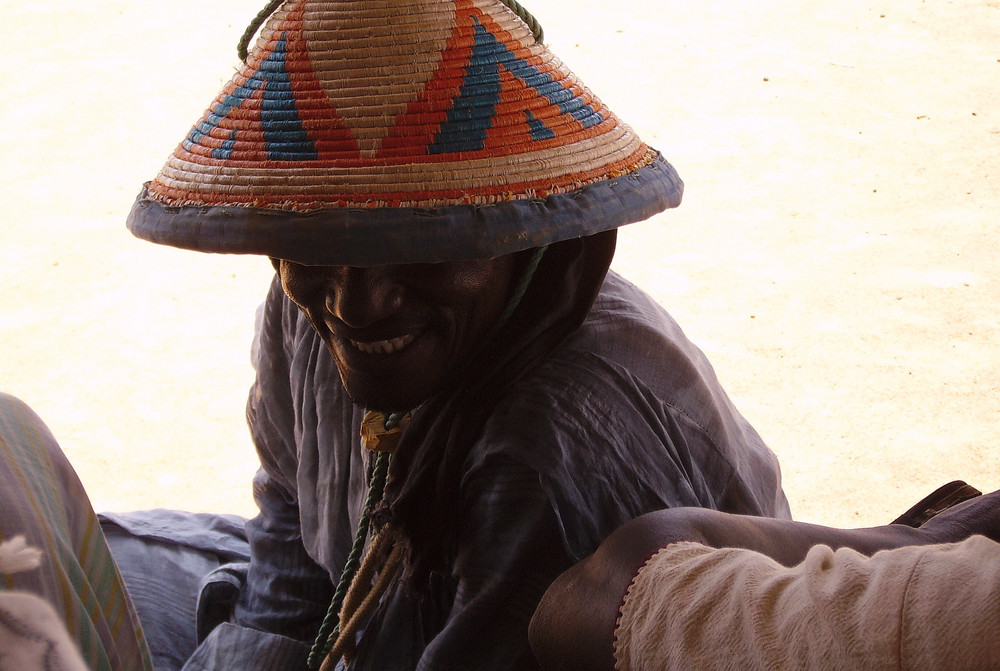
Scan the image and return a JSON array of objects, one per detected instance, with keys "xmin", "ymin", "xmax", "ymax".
[{"xmin": 614, "ymin": 535, "xmax": 1000, "ymax": 671}]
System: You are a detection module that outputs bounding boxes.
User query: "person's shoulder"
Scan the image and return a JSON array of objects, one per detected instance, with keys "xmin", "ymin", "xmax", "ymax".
[
  {"xmin": 571, "ymin": 272, "xmax": 757, "ymax": 452},
  {"xmin": 573, "ymin": 271, "xmax": 702, "ymax": 372},
  {"xmin": 478, "ymin": 347, "xmax": 686, "ymax": 473},
  {"xmin": 588, "ymin": 270, "xmax": 674, "ymax": 327},
  {"xmin": 505, "ymin": 346, "xmax": 647, "ymax": 420}
]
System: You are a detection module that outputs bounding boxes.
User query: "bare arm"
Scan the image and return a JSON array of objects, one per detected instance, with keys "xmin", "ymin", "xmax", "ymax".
[{"xmin": 529, "ymin": 488, "xmax": 1000, "ymax": 671}]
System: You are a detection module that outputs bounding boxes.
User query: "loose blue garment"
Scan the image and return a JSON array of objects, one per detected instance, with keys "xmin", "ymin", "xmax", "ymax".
[{"xmin": 153, "ymin": 269, "xmax": 791, "ymax": 670}]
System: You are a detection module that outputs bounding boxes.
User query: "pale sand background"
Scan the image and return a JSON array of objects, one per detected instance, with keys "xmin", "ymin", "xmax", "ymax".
[{"xmin": 2, "ymin": 0, "xmax": 998, "ymax": 527}]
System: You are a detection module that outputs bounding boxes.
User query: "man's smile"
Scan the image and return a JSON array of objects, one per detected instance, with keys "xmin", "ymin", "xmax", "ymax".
[{"xmin": 348, "ymin": 333, "xmax": 418, "ymax": 355}]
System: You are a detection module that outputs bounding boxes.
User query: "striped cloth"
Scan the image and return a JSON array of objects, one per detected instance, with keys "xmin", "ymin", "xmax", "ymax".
[{"xmin": 0, "ymin": 392, "xmax": 153, "ymax": 671}]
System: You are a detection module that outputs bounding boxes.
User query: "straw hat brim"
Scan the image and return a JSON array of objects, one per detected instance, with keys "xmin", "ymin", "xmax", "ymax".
[{"xmin": 127, "ymin": 151, "xmax": 682, "ymax": 266}]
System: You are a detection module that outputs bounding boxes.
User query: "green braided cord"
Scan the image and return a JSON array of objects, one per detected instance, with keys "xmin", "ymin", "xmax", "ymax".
[
  {"xmin": 307, "ymin": 449, "xmax": 393, "ymax": 669},
  {"xmin": 303, "ymin": 244, "xmax": 540, "ymax": 668},
  {"xmin": 499, "ymin": 0, "xmax": 544, "ymax": 43},
  {"xmin": 496, "ymin": 245, "xmax": 547, "ymax": 328},
  {"xmin": 238, "ymin": 0, "xmax": 284, "ymax": 62},
  {"xmin": 238, "ymin": 0, "xmax": 543, "ymax": 63},
  {"xmin": 383, "ymin": 411, "xmax": 407, "ymax": 431}
]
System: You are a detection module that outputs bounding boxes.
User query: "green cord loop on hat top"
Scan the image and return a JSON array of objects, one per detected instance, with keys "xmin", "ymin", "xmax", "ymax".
[
  {"xmin": 239, "ymin": 0, "xmax": 542, "ymax": 61},
  {"xmin": 239, "ymin": 0, "xmax": 289, "ymax": 62},
  {"xmin": 127, "ymin": 0, "xmax": 683, "ymax": 266}
]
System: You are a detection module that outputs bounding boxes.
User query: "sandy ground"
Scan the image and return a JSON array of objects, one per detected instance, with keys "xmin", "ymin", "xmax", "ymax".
[{"xmin": 2, "ymin": 0, "xmax": 998, "ymax": 528}]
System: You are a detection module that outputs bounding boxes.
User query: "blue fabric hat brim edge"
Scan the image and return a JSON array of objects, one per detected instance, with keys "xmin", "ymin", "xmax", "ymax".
[{"xmin": 126, "ymin": 152, "xmax": 682, "ymax": 266}]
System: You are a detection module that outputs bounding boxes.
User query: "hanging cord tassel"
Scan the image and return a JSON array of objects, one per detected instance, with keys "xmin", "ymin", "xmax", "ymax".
[
  {"xmin": 305, "ymin": 239, "xmax": 542, "ymax": 667},
  {"xmin": 237, "ymin": 0, "xmax": 544, "ymax": 63},
  {"xmin": 319, "ymin": 526, "xmax": 405, "ymax": 670},
  {"xmin": 306, "ymin": 412, "xmax": 408, "ymax": 670},
  {"xmin": 305, "ymin": 451, "xmax": 390, "ymax": 668}
]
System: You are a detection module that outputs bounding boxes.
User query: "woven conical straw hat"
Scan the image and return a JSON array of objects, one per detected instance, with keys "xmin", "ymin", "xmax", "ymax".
[{"xmin": 127, "ymin": 0, "xmax": 683, "ymax": 265}]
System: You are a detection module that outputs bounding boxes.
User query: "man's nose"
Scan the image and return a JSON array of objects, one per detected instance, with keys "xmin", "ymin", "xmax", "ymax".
[{"xmin": 326, "ymin": 266, "xmax": 404, "ymax": 328}]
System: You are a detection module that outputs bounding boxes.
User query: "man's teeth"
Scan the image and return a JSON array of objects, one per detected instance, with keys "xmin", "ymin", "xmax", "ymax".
[{"xmin": 350, "ymin": 334, "xmax": 416, "ymax": 354}]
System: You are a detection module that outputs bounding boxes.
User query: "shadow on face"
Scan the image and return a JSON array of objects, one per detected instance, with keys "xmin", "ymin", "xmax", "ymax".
[{"xmin": 275, "ymin": 255, "xmax": 521, "ymax": 411}]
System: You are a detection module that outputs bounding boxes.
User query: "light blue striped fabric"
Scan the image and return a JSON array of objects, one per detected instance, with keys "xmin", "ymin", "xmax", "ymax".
[{"xmin": 0, "ymin": 392, "xmax": 153, "ymax": 671}]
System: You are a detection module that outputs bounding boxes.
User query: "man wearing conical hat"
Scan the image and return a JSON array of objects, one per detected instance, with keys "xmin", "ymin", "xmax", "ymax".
[{"xmin": 117, "ymin": 0, "xmax": 791, "ymax": 668}]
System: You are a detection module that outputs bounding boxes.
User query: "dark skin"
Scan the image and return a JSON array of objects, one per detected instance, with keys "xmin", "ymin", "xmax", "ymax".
[
  {"xmin": 529, "ymin": 488, "xmax": 1000, "ymax": 671},
  {"xmin": 277, "ymin": 257, "xmax": 518, "ymax": 412}
]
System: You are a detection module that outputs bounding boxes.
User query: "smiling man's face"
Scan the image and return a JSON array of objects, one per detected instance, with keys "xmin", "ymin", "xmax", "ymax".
[{"xmin": 278, "ymin": 256, "xmax": 518, "ymax": 412}]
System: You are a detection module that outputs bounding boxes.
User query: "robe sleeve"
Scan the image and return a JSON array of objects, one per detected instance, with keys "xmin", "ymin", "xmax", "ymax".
[
  {"xmin": 616, "ymin": 536, "xmax": 1000, "ymax": 671},
  {"xmin": 183, "ymin": 277, "xmax": 331, "ymax": 670}
]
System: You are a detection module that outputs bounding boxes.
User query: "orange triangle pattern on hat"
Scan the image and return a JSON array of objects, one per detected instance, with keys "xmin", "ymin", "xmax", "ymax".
[{"xmin": 128, "ymin": 0, "xmax": 683, "ymax": 265}]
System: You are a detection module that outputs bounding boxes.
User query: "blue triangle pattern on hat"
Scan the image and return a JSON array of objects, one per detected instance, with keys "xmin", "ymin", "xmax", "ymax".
[
  {"xmin": 525, "ymin": 110, "xmax": 555, "ymax": 141},
  {"xmin": 428, "ymin": 16, "xmax": 602, "ymax": 155},
  {"xmin": 429, "ymin": 23, "xmax": 501, "ymax": 154},
  {"xmin": 185, "ymin": 32, "xmax": 317, "ymax": 162}
]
